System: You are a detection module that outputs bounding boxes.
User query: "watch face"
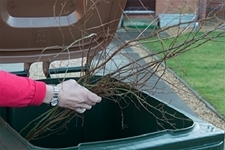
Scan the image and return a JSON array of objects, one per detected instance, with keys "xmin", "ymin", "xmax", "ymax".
[{"xmin": 51, "ymin": 100, "xmax": 58, "ymax": 106}]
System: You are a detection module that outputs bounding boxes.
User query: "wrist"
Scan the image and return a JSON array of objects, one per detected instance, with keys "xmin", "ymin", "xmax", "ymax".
[
  {"xmin": 43, "ymin": 84, "xmax": 59, "ymax": 106},
  {"xmin": 43, "ymin": 85, "xmax": 53, "ymax": 104}
]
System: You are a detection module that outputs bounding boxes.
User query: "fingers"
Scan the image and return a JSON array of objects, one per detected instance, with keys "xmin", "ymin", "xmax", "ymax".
[
  {"xmin": 84, "ymin": 97, "xmax": 101, "ymax": 106},
  {"xmin": 76, "ymin": 84, "xmax": 102, "ymax": 105},
  {"xmin": 86, "ymin": 91, "xmax": 102, "ymax": 103},
  {"xmin": 74, "ymin": 103, "xmax": 93, "ymax": 114},
  {"xmin": 74, "ymin": 82, "xmax": 101, "ymax": 104},
  {"xmin": 75, "ymin": 108, "xmax": 86, "ymax": 114},
  {"xmin": 66, "ymin": 102, "xmax": 94, "ymax": 114},
  {"xmin": 57, "ymin": 79, "xmax": 102, "ymax": 114},
  {"xmin": 76, "ymin": 103, "xmax": 92, "ymax": 110}
]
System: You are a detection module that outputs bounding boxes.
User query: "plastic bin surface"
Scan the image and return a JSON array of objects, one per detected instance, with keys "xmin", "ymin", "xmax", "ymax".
[{"xmin": 0, "ymin": 0, "xmax": 126, "ymax": 63}]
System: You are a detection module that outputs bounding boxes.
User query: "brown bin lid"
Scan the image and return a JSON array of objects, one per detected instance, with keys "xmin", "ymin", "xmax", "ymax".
[{"xmin": 0, "ymin": 0, "xmax": 126, "ymax": 63}]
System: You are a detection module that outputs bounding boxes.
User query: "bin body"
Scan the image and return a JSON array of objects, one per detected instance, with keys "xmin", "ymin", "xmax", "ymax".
[{"xmin": 0, "ymin": 77, "xmax": 224, "ymax": 150}]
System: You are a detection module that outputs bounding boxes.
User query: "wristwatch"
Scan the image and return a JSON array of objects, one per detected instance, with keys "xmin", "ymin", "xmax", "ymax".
[{"xmin": 50, "ymin": 85, "xmax": 59, "ymax": 106}]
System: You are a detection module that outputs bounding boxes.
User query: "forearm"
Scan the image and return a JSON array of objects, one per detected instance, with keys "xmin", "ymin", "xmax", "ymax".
[
  {"xmin": 0, "ymin": 71, "xmax": 46, "ymax": 107},
  {"xmin": 0, "ymin": 71, "xmax": 102, "ymax": 113}
]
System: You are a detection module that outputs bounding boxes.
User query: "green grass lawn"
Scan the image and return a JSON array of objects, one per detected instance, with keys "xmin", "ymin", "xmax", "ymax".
[{"xmin": 144, "ymin": 31, "xmax": 225, "ymax": 117}]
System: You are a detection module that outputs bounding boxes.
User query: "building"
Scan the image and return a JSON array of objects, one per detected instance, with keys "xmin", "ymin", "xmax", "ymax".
[{"xmin": 124, "ymin": 0, "xmax": 224, "ymax": 20}]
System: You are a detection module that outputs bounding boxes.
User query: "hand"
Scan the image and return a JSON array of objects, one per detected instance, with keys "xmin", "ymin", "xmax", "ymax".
[
  {"xmin": 56, "ymin": 79, "xmax": 102, "ymax": 113},
  {"xmin": 45, "ymin": 79, "xmax": 101, "ymax": 113}
]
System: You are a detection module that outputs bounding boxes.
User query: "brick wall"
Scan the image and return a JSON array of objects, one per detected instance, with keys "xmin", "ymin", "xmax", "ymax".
[
  {"xmin": 155, "ymin": 0, "xmax": 209, "ymax": 19},
  {"xmin": 206, "ymin": 0, "xmax": 225, "ymax": 18},
  {"xmin": 155, "ymin": 0, "xmax": 199, "ymax": 15},
  {"xmin": 123, "ymin": 0, "xmax": 210, "ymax": 20}
]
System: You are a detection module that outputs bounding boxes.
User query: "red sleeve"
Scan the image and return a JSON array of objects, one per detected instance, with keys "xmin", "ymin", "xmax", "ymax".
[{"xmin": 0, "ymin": 70, "xmax": 46, "ymax": 107}]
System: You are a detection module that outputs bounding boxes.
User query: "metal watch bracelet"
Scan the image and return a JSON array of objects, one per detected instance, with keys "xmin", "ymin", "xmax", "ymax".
[{"xmin": 50, "ymin": 85, "xmax": 59, "ymax": 106}]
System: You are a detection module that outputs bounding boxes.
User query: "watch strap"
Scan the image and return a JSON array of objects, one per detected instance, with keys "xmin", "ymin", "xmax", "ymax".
[{"xmin": 50, "ymin": 85, "xmax": 59, "ymax": 106}]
